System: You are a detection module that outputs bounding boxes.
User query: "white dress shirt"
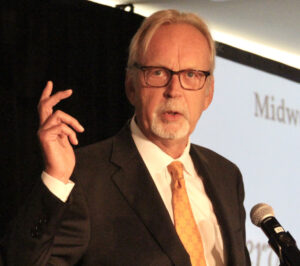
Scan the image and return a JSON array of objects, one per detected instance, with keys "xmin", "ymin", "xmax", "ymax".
[
  {"xmin": 42, "ymin": 118, "xmax": 225, "ymax": 265},
  {"xmin": 130, "ymin": 119, "xmax": 225, "ymax": 266}
]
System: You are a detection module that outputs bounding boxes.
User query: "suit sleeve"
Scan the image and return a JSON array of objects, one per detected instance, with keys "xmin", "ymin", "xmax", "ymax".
[{"xmin": 2, "ymin": 179, "xmax": 90, "ymax": 266}]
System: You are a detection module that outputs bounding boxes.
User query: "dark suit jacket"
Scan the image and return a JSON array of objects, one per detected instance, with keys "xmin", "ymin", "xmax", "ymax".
[{"xmin": 3, "ymin": 124, "xmax": 250, "ymax": 266}]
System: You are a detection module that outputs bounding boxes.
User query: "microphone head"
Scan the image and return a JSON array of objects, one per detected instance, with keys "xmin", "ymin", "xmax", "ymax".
[{"xmin": 250, "ymin": 203, "xmax": 275, "ymax": 227}]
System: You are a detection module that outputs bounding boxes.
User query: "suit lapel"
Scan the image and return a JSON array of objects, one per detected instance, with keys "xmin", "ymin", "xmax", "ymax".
[
  {"xmin": 190, "ymin": 145, "xmax": 237, "ymax": 263},
  {"xmin": 110, "ymin": 124, "xmax": 191, "ymax": 266}
]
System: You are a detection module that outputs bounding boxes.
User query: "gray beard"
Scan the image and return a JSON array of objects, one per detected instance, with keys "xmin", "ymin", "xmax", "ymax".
[{"xmin": 151, "ymin": 115, "xmax": 190, "ymax": 140}]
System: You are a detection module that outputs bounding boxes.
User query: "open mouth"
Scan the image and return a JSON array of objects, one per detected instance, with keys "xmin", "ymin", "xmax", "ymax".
[
  {"xmin": 162, "ymin": 111, "xmax": 183, "ymax": 121},
  {"xmin": 167, "ymin": 111, "xmax": 179, "ymax": 115}
]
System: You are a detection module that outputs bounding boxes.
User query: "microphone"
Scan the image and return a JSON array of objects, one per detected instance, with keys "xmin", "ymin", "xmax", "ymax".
[{"xmin": 250, "ymin": 203, "xmax": 300, "ymax": 266}]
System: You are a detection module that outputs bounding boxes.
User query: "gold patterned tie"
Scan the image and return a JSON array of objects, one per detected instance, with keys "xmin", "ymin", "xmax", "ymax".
[{"xmin": 167, "ymin": 161, "xmax": 206, "ymax": 266}]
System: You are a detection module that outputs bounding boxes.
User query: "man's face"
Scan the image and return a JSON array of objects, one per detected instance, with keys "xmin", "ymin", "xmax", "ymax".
[{"xmin": 127, "ymin": 23, "xmax": 214, "ymax": 144}]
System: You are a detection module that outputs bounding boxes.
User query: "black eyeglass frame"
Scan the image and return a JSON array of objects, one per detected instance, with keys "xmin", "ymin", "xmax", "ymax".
[{"xmin": 133, "ymin": 63, "xmax": 210, "ymax": 91}]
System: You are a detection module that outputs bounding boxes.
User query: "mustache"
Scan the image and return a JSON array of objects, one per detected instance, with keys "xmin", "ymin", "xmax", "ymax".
[{"xmin": 156, "ymin": 99, "xmax": 189, "ymax": 120}]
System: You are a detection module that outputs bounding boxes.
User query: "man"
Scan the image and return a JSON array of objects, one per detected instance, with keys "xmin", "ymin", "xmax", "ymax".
[{"xmin": 3, "ymin": 10, "xmax": 250, "ymax": 266}]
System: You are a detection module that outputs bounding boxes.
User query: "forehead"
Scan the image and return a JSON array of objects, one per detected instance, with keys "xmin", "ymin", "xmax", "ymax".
[{"xmin": 141, "ymin": 23, "xmax": 211, "ymax": 70}]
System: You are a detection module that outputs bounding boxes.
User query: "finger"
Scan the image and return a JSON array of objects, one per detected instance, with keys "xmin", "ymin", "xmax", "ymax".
[
  {"xmin": 38, "ymin": 88, "xmax": 72, "ymax": 125},
  {"xmin": 38, "ymin": 81, "xmax": 54, "ymax": 125},
  {"xmin": 39, "ymin": 123, "xmax": 79, "ymax": 145},
  {"xmin": 39, "ymin": 81, "xmax": 53, "ymax": 102},
  {"xmin": 39, "ymin": 81, "xmax": 73, "ymax": 105},
  {"xmin": 45, "ymin": 89, "xmax": 73, "ymax": 108},
  {"xmin": 42, "ymin": 110, "xmax": 84, "ymax": 133}
]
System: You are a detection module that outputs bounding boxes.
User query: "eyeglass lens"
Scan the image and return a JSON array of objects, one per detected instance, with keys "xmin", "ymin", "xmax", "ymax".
[{"xmin": 144, "ymin": 67, "xmax": 206, "ymax": 90}]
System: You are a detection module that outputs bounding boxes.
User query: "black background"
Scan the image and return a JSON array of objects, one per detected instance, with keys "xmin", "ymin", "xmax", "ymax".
[{"xmin": 0, "ymin": 0, "xmax": 143, "ymax": 237}]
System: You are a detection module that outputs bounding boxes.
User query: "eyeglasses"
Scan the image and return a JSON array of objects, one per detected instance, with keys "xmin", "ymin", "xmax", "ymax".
[{"xmin": 133, "ymin": 63, "xmax": 210, "ymax": 91}]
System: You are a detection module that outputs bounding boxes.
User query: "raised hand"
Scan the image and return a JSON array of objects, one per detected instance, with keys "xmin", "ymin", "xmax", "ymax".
[{"xmin": 37, "ymin": 81, "xmax": 84, "ymax": 183}]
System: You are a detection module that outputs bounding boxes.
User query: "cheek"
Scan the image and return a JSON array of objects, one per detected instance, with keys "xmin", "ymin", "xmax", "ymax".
[
  {"xmin": 143, "ymin": 87, "xmax": 163, "ymax": 104},
  {"xmin": 187, "ymin": 96, "xmax": 206, "ymax": 124},
  {"xmin": 135, "ymin": 90, "xmax": 156, "ymax": 120},
  {"xmin": 141, "ymin": 92, "xmax": 160, "ymax": 118}
]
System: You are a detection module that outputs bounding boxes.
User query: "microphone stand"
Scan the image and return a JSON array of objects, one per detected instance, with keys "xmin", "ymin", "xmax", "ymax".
[{"xmin": 268, "ymin": 231, "xmax": 300, "ymax": 266}]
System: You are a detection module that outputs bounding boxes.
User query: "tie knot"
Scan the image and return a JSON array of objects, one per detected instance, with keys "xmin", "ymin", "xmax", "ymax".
[{"xmin": 167, "ymin": 161, "xmax": 184, "ymax": 182}]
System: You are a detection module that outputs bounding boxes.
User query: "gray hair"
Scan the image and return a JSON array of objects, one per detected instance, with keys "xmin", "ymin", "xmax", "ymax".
[{"xmin": 127, "ymin": 9, "xmax": 215, "ymax": 78}]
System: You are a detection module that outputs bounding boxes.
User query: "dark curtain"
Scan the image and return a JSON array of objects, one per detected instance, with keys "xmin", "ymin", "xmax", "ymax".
[{"xmin": 0, "ymin": 0, "xmax": 143, "ymax": 237}]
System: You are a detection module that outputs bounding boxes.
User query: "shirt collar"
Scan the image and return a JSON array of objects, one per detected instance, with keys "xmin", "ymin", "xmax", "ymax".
[{"xmin": 130, "ymin": 117, "xmax": 194, "ymax": 176}]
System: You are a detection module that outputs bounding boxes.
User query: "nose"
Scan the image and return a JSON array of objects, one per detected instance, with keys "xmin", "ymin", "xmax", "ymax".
[{"xmin": 163, "ymin": 74, "xmax": 183, "ymax": 98}]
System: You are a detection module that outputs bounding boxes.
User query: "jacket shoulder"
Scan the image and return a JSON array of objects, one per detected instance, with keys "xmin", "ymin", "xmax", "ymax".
[
  {"xmin": 191, "ymin": 144, "xmax": 237, "ymax": 167},
  {"xmin": 75, "ymin": 137, "xmax": 113, "ymax": 162}
]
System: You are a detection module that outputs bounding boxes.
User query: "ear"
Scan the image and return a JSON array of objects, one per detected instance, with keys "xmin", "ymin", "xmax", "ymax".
[
  {"xmin": 125, "ymin": 74, "xmax": 136, "ymax": 106},
  {"xmin": 204, "ymin": 75, "xmax": 214, "ymax": 110}
]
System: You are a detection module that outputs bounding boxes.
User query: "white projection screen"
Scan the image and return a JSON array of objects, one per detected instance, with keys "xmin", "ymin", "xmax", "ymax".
[{"xmin": 191, "ymin": 56, "xmax": 300, "ymax": 266}]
